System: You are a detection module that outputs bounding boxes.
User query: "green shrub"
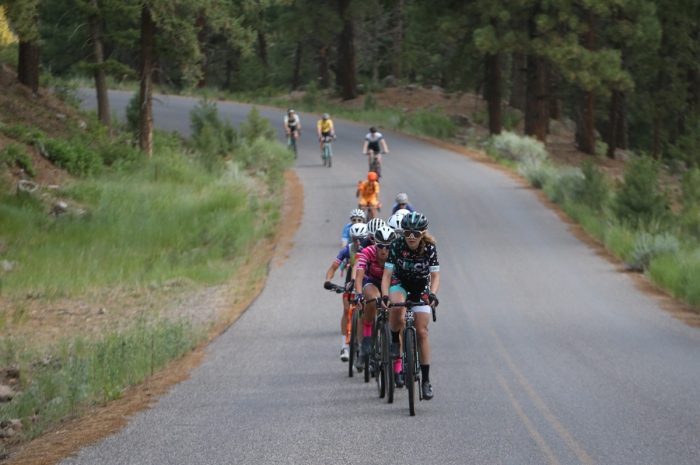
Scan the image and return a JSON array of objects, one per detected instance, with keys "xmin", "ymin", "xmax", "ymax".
[
  {"xmin": 234, "ymin": 137, "xmax": 293, "ymax": 192},
  {"xmin": 491, "ymin": 131, "xmax": 549, "ymax": 163},
  {"xmin": 364, "ymin": 93, "xmax": 377, "ymax": 111},
  {"xmin": 649, "ymin": 251, "xmax": 700, "ymax": 306},
  {"xmin": 518, "ymin": 157, "xmax": 557, "ymax": 189},
  {"xmin": 628, "ymin": 231, "xmax": 680, "ymax": 271},
  {"xmin": 472, "ymin": 109, "xmax": 487, "ymax": 126},
  {"xmin": 42, "ymin": 138, "xmax": 103, "ymax": 177},
  {"xmin": 579, "ymin": 159, "xmax": 612, "ymax": 211},
  {"xmin": 0, "ymin": 125, "xmax": 46, "ymax": 143},
  {"xmin": 544, "ymin": 167, "xmax": 585, "ymax": 203},
  {"xmin": 502, "ymin": 109, "xmax": 522, "ymax": 131},
  {"xmin": 189, "ymin": 99, "xmax": 239, "ymax": 168},
  {"xmin": 678, "ymin": 166, "xmax": 700, "ymax": 237},
  {"xmin": 301, "ymin": 80, "xmax": 321, "ymax": 109},
  {"xmin": 0, "ymin": 143, "xmax": 37, "ymax": 177},
  {"xmin": 239, "ymin": 106, "xmax": 276, "ymax": 146},
  {"xmin": 614, "ymin": 156, "xmax": 668, "ymax": 225},
  {"xmin": 407, "ymin": 109, "xmax": 457, "ymax": 139},
  {"xmin": 125, "ymin": 92, "xmax": 141, "ymax": 136}
]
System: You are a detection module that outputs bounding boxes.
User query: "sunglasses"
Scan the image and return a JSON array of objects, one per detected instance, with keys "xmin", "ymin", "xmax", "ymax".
[
  {"xmin": 351, "ymin": 218, "xmax": 363, "ymax": 223},
  {"xmin": 403, "ymin": 230, "xmax": 423, "ymax": 239},
  {"xmin": 375, "ymin": 243, "xmax": 391, "ymax": 250}
]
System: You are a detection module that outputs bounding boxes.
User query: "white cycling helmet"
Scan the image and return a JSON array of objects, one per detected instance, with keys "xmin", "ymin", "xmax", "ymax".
[
  {"xmin": 395, "ymin": 208, "xmax": 411, "ymax": 216},
  {"xmin": 374, "ymin": 225, "xmax": 397, "ymax": 245},
  {"xmin": 395, "ymin": 193, "xmax": 409, "ymax": 204},
  {"xmin": 387, "ymin": 213, "xmax": 405, "ymax": 232},
  {"xmin": 350, "ymin": 208, "xmax": 365, "ymax": 220},
  {"xmin": 349, "ymin": 223, "xmax": 368, "ymax": 239},
  {"xmin": 366, "ymin": 218, "xmax": 386, "ymax": 236}
]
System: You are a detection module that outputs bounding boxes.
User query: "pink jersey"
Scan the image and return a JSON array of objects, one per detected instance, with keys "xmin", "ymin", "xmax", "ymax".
[{"xmin": 356, "ymin": 245, "xmax": 384, "ymax": 285}]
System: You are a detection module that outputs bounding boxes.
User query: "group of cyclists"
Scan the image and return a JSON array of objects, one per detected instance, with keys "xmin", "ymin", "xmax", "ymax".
[
  {"xmin": 285, "ymin": 109, "xmax": 440, "ymax": 400},
  {"xmin": 324, "ymin": 203, "xmax": 440, "ymax": 401}
]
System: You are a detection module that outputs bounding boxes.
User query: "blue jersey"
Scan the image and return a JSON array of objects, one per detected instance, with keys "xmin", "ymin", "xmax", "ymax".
[
  {"xmin": 341, "ymin": 222, "xmax": 352, "ymax": 243},
  {"xmin": 392, "ymin": 203, "xmax": 415, "ymax": 214}
]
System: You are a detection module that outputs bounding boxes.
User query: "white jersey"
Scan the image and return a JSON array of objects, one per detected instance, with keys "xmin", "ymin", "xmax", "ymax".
[
  {"xmin": 365, "ymin": 132, "xmax": 383, "ymax": 143},
  {"xmin": 284, "ymin": 114, "xmax": 300, "ymax": 127}
]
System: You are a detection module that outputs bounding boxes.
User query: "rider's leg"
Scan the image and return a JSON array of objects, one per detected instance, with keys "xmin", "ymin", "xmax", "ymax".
[
  {"xmin": 341, "ymin": 297, "xmax": 350, "ymax": 338},
  {"xmin": 361, "ymin": 285, "xmax": 380, "ymax": 356},
  {"xmin": 388, "ymin": 290, "xmax": 406, "ymax": 375},
  {"xmin": 414, "ymin": 312, "xmax": 430, "ymax": 365}
]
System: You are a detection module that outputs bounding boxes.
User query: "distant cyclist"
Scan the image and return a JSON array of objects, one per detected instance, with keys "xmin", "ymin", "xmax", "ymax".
[
  {"xmin": 356, "ymin": 172, "xmax": 380, "ymax": 219},
  {"xmin": 317, "ymin": 113, "xmax": 335, "ymax": 158},
  {"xmin": 362, "ymin": 127, "xmax": 389, "ymax": 175},
  {"xmin": 355, "ymin": 225, "xmax": 397, "ymax": 367},
  {"xmin": 284, "ymin": 109, "xmax": 301, "ymax": 143},
  {"xmin": 381, "ymin": 212, "xmax": 439, "ymax": 399},
  {"xmin": 341, "ymin": 208, "xmax": 366, "ymax": 247},
  {"xmin": 391, "ymin": 192, "xmax": 415, "ymax": 214}
]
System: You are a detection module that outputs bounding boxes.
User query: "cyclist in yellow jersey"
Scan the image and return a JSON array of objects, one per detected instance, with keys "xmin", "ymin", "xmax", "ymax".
[{"xmin": 317, "ymin": 113, "xmax": 335, "ymax": 157}]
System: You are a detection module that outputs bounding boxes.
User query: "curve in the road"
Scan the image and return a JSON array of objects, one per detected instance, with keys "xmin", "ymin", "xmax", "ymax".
[{"xmin": 62, "ymin": 90, "xmax": 700, "ymax": 465}]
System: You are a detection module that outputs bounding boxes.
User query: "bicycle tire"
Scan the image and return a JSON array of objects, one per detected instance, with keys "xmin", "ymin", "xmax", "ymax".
[
  {"xmin": 375, "ymin": 320, "xmax": 386, "ymax": 398},
  {"xmin": 383, "ymin": 322, "xmax": 394, "ymax": 403},
  {"xmin": 364, "ymin": 349, "xmax": 370, "ymax": 383},
  {"xmin": 405, "ymin": 329, "xmax": 416, "ymax": 416},
  {"xmin": 349, "ymin": 306, "xmax": 358, "ymax": 378},
  {"xmin": 327, "ymin": 144, "xmax": 332, "ymax": 168}
]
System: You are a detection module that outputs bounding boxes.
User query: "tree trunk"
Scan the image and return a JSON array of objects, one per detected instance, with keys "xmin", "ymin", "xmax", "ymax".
[
  {"xmin": 318, "ymin": 45, "xmax": 330, "ymax": 89},
  {"xmin": 548, "ymin": 66, "xmax": 562, "ymax": 120},
  {"xmin": 89, "ymin": 0, "xmax": 110, "ymax": 129},
  {"xmin": 577, "ymin": 11, "xmax": 596, "ymax": 155},
  {"xmin": 525, "ymin": 55, "xmax": 548, "ymax": 142},
  {"xmin": 392, "ymin": 0, "xmax": 404, "ymax": 78},
  {"xmin": 292, "ymin": 41, "xmax": 302, "ymax": 91},
  {"xmin": 18, "ymin": 41, "xmax": 40, "ymax": 94},
  {"xmin": 616, "ymin": 91, "xmax": 628, "ymax": 150},
  {"xmin": 257, "ymin": 10, "xmax": 268, "ymax": 80},
  {"xmin": 510, "ymin": 53, "xmax": 526, "ymax": 111},
  {"xmin": 196, "ymin": 12, "xmax": 208, "ymax": 88},
  {"xmin": 338, "ymin": 0, "xmax": 357, "ymax": 100},
  {"xmin": 485, "ymin": 52, "xmax": 502, "ymax": 135},
  {"xmin": 139, "ymin": 4, "xmax": 155, "ymax": 156},
  {"xmin": 607, "ymin": 90, "xmax": 619, "ymax": 159}
]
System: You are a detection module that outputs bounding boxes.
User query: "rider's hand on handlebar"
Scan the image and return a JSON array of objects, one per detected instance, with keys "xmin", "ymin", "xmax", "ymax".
[
  {"xmin": 323, "ymin": 281, "xmax": 334, "ymax": 290},
  {"xmin": 354, "ymin": 295, "xmax": 365, "ymax": 305},
  {"xmin": 381, "ymin": 295, "xmax": 390, "ymax": 308},
  {"xmin": 428, "ymin": 293, "xmax": 439, "ymax": 307},
  {"xmin": 345, "ymin": 279, "xmax": 355, "ymax": 291}
]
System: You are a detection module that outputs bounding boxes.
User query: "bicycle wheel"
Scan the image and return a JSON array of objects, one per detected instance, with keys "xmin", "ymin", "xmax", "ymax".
[
  {"xmin": 375, "ymin": 320, "xmax": 386, "ymax": 398},
  {"xmin": 383, "ymin": 322, "xmax": 394, "ymax": 403},
  {"xmin": 292, "ymin": 140, "xmax": 297, "ymax": 159},
  {"xmin": 364, "ymin": 346, "xmax": 370, "ymax": 383},
  {"xmin": 327, "ymin": 144, "xmax": 332, "ymax": 168},
  {"xmin": 349, "ymin": 306, "xmax": 358, "ymax": 378},
  {"xmin": 404, "ymin": 328, "xmax": 416, "ymax": 416}
]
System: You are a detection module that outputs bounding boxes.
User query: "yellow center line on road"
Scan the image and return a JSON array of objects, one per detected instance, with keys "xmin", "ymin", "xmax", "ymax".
[
  {"xmin": 490, "ymin": 357, "xmax": 562, "ymax": 465},
  {"xmin": 442, "ymin": 235, "xmax": 595, "ymax": 465}
]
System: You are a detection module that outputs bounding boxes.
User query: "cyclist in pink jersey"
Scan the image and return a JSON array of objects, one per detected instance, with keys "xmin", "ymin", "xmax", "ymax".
[{"xmin": 354, "ymin": 225, "xmax": 397, "ymax": 362}]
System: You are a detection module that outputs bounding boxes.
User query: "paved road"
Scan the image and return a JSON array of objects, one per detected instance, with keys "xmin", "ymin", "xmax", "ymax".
[{"xmin": 70, "ymin": 90, "xmax": 700, "ymax": 464}]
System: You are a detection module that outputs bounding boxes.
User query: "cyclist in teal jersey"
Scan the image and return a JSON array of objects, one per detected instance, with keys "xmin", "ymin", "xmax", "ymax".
[{"xmin": 381, "ymin": 212, "xmax": 439, "ymax": 399}]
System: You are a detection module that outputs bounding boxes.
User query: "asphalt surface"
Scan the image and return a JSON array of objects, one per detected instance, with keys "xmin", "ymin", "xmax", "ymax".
[{"xmin": 67, "ymin": 90, "xmax": 700, "ymax": 464}]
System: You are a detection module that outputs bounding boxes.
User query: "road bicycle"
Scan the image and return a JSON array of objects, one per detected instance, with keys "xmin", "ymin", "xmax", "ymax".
[
  {"xmin": 325, "ymin": 283, "xmax": 357, "ymax": 377},
  {"xmin": 321, "ymin": 135, "xmax": 335, "ymax": 167},
  {"xmin": 367, "ymin": 149, "xmax": 383, "ymax": 178},
  {"xmin": 369, "ymin": 297, "xmax": 394, "ymax": 403},
  {"xmin": 287, "ymin": 130, "xmax": 300, "ymax": 159},
  {"xmin": 358, "ymin": 202, "xmax": 381, "ymax": 221},
  {"xmin": 388, "ymin": 299, "xmax": 437, "ymax": 416}
]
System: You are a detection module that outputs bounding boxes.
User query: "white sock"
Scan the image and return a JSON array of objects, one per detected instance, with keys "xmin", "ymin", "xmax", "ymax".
[{"xmin": 342, "ymin": 337, "xmax": 349, "ymax": 349}]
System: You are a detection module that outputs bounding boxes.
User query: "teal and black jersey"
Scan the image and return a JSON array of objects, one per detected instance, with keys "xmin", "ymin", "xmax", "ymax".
[{"xmin": 385, "ymin": 237, "xmax": 439, "ymax": 284}]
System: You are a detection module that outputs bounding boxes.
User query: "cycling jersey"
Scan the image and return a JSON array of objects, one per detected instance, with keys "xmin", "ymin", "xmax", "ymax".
[
  {"xmin": 284, "ymin": 114, "xmax": 300, "ymax": 128},
  {"xmin": 366, "ymin": 132, "xmax": 383, "ymax": 152},
  {"xmin": 341, "ymin": 222, "xmax": 352, "ymax": 243},
  {"xmin": 391, "ymin": 203, "xmax": 415, "ymax": 214},
  {"xmin": 358, "ymin": 180, "xmax": 380, "ymax": 205},
  {"xmin": 317, "ymin": 119, "xmax": 334, "ymax": 134},
  {"xmin": 334, "ymin": 242, "xmax": 363, "ymax": 284},
  {"xmin": 385, "ymin": 237, "xmax": 439, "ymax": 284},
  {"xmin": 356, "ymin": 245, "xmax": 384, "ymax": 286}
]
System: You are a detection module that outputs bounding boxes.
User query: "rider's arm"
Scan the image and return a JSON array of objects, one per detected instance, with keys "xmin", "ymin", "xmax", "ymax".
[
  {"xmin": 325, "ymin": 262, "xmax": 340, "ymax": 282},
  {"xmin": 362, "ymin": 140, "xmax": 369, "ymax": 154},
  {"xmin": 356, "ymin": 182, "xmax": 363, "ymax": 198},
  {"xmin": 429, "ymin": 271, "xmax": 440, "ymax": 295},
  {"xmin": 381, "ymin": 267, "xmax": 393, "ymax": 297},
  {"xmin": 317, "ymin": 120, "xmax": 322, "ymax": 137},
  {"xmin": 381, "ymin": 139, "xmax": 389, "ymax": 153},
  {"xmin": 296, "ymin": 115, "xmax": 301, "ymax": 131},
  {"xmin": 355, "ymin": 268, "xmax": 365, "ymax": 295},
  {"xmin": 329, "ymin": 120, "xmax": 335, "ymax": 136}
]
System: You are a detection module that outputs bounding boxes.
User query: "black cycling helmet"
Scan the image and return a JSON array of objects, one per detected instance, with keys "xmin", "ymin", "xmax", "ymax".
[
  {"xmin": 369, "ymin": 126, "xmax": 377, "ymax": 133},
  {"xmin": 400, "ymin": 212, "xmax": 429, "ymax": 231}
]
